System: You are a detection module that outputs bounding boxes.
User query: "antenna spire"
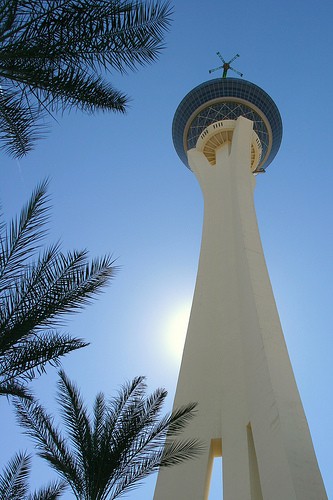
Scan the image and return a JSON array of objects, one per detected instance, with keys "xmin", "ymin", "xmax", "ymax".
[{"xmin": 209, "ymin": 52, "xmax": 243, "ymax": 78}]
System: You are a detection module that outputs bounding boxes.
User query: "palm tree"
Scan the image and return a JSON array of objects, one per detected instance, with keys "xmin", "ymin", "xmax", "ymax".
[
  {"xmin": 0, "ymin": 451, "xmax": 67, "ymax": 499},
  {"xmin": 15, "ymin": 371, "xmax": 202, "ymax": 499},
  {"xmin": 0, "ymin": 0, "xmax": 172, "ymax": 157},
  {"xmin": 0, "ymin": 180, "xmax": 115, "ymax": 399}
]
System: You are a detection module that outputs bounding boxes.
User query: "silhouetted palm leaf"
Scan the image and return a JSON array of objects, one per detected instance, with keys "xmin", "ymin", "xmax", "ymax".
[
  {"xmin": 0, "ymin": 0, "xmax": 172, "ymax": 157},
  {"xmin": 0, "ymin": 451, "xmax": 29, "ymax": 499},
  {"xmin": 0, "ymin": 380, "xmax": 32, "ymax": 400},
  {"xmin": 0, "ymin": 181, "xmax": 116, "ymax": 397},
  {"xmin": 15, "ymin": 371, "xmax": 203, "ymax": 499},
  {"xmin": 0, "ymin": 179, "xmax": 49, "ymax": 288},
  {"xmin": 27, "ymin": 479, "xmax": 67, "ymax": 500},
  {"xmin": 0, "ymin": 451, "xmax": 66, "ymax": 499}
]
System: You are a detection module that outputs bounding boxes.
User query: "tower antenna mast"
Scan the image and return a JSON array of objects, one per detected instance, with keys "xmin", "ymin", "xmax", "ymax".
[{"xmin": 209, "ymin": 52, "xmax": 243, "ymax": 78}]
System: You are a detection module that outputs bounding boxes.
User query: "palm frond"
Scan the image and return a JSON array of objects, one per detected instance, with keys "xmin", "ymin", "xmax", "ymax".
[
  {"xmin": 0, "ymin": 0, "xmax": 20, "ymax": 41},
  {"xmin": 160, "ymin": 402, "xmax": 199, "ymax": 436},
  {"xmin": 15, "ymin": 372, "xmax": 201, "ymax": 499},
  {"xmin": 0, "ymin": 0, "xmax": 172, "ymax": 157},
  {"xmin": 0, "ymin": 450, "xmax": 68, "ymax": 500},
  {"xmin": 4, "ymin": 366, "xmax": 197, "ymax": 498},
  {"xmin": 0, "ymin": 81, "xmax": 43, "ymax": 157},
  {"xmin": 30, "ymin": 68, "xmax": 128, "ymax": 113},
  {"xmin": 27, "ymin": 479, "xmax": 67, "ymax": 500},
  {"xmin": 0, "ymin": 179, "xmax": 49, "ymax": 289},
  {"xmin": 0, "ymin": 380, "xmax": 33, "ymax": 399},
  {"xmin": 0, "ymin": 245, "xmax": 114, "ymax": 388},
  {"xmin": 105, "ymin": 399, "xmax": 202, "ymax": 497},
  {"xmin": 0, "ymin": 248, "xmax": 116, "ymax": 347},
  {"xmin": 93, "ymin": 391, "xmax": 106, "ymax": 449},
  {"xmin": 0, "ymin": 451, "xmax": 30, "ymax": 500},
  {"xmin": 15, "ymin": 396, "xmax": 85, "ymax": 496},
  {"xmin": 109, "ymin": 437, "xmax": 204, "ymax": 499},
  {"xmin": 0, "ymin": 332, "xmax": 88, "ymax": 384},
  {"xmin": 107, "ymin": 376, "xmax": 147, "ymax": 429},
  {"xmin": 160, "ymin": 438, "xmax": 205, "ymax": 467},
  {"xmin": 0, "ymin": 181, "xmax": 115, "ymax": 397},
  {"xmin": 4, "ymin": 1, "xmax": 172, "ymax": 73},
  {"xmin": 0, "ymin": 61, "xmax": 128, "ymax": 114},
  {"xmin": 57, "ymin": 370, "xmax": 92, "ymax": 484}
]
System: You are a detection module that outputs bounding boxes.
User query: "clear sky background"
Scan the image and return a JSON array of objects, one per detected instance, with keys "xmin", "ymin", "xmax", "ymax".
[{"xmin": 1, "ymin": 0, "xmax": 333, "ymax": 498}]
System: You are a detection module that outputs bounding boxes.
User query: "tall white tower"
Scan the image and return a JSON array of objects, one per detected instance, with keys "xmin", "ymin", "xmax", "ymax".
[{"xmin": 154, "ymin": 78, "xmax": 327, "ymax": 499}]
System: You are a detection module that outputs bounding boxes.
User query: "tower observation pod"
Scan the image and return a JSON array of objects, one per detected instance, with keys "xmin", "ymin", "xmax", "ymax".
[{"xmin": 154, "ymin": 78, "xmax": 327, "ymax": 499}]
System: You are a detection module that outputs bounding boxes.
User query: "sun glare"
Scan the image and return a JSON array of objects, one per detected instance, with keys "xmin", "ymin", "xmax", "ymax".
[{"xmin": 164, "ymin": 303, "xmax": 191, "ymax": 362}]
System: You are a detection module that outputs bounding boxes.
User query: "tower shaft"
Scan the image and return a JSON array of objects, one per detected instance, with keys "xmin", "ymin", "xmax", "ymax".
[{"xmin": 154, "ymin": 117, "xmax": 326, "ymax": 499}]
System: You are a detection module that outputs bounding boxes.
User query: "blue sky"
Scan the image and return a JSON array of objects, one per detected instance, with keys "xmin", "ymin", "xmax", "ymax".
[{"xmin": 1, "ymin": 0, "xmax": 333, "ymax": 498}]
